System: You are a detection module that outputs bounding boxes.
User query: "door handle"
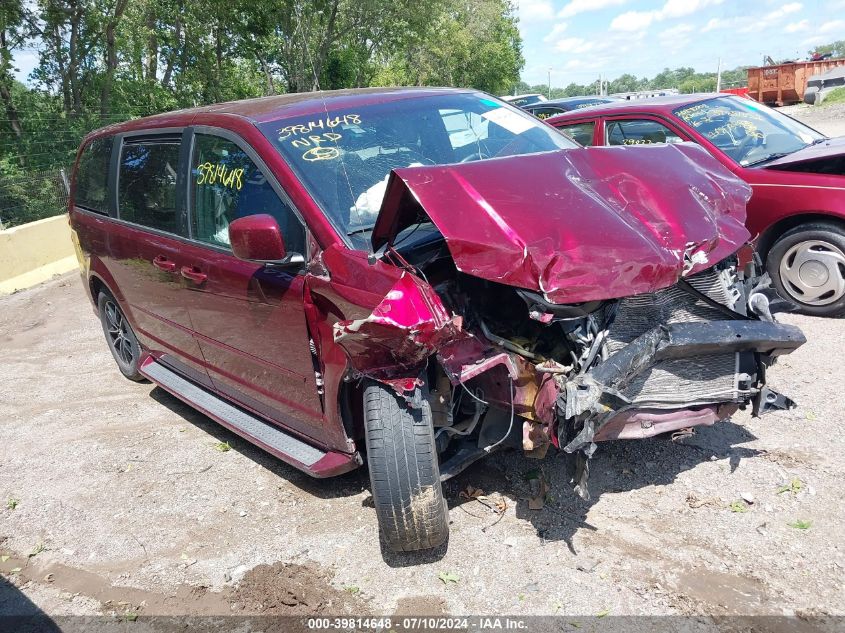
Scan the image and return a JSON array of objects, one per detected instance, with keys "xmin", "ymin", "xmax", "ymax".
[
  {"xmin": 180, "ymin": 266, "xmax": 207, "ymax": 284},
  {"xmin": 152, "ymin": 255, "xmax": 177, "ymax": 272}
]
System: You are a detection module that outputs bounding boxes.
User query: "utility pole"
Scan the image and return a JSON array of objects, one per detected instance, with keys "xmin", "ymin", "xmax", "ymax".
[
  {"xmin": 716, "ymin": 57, "xmax": 722, "ymax": 92},
  {"xmin": 548, "ymin": 68, "xmax": 552, "ymax": 99}
]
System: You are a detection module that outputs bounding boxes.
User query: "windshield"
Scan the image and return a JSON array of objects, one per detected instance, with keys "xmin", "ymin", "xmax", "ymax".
[
  {"xmin": 674, "ymin": 96, "xmax": 825, "ymax": 166},
  {"xmin": 258, "ymin": 92, "xmax": 576, "ymax": 247}
]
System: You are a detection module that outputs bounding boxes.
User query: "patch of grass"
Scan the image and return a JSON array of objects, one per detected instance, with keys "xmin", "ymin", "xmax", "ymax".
[
  {"xmin": 28, "ymin": 543, "xmax": 45, "ymax": 558},
  {"xmin": 777, "ymin": 478, "xmax": 803, "ymax": 495},
  {"xmin": 437, "ymin": 571, "xmax": 459, "ymax": 585},
  {"xmin": 789, "ymin": 519, "xmax": 812, "ymax": 530},
  {"xmin": 213, "ymin": 441, "xmax": 231, "ymax": 453},
  {"xmin": 820, "ymin": 87, "xmax": 845, "ymax": 106},
  {"xmin": 344, "ymin": 585, "xmax": 360, "ymax": 594},
  {"xmin": 6, "ymin": 498, "xmax": 19, "ymax": 510},
  {"xmin": 730, "ymin": 500, "xmax": 749, "ymax": 513}
]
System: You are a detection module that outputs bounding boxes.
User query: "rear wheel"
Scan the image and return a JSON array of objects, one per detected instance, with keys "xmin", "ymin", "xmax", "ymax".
[
  {"xmin": 98, "ymin": 292, "xmax": 144, "ymax": 381},
  {"xmin": 363, "ymin": 380, "xmax": 449, "ymax": 552},
  {"xmin": 767, "ymin": 222, "xmax": 845, "ymax": 317}
]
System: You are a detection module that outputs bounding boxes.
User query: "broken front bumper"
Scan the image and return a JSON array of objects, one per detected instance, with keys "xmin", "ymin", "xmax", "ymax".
[{"xmin": 558, "ymin": 320, "xmax": 805, "ymax": 498}]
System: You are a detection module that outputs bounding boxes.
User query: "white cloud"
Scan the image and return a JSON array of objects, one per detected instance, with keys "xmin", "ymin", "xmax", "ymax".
[
  {"xmin": 702, "ymin": 17, "xmax": 727, "ymax": 32},
  {"xmin": 517, "ymin": 0, "xmax": 556, "ymax": 23},
  {"xmin": 610, "ymin": 10, "xmax": 658, "ymax": 31},
  {"xmin": 658, "ymin": 23, "xmax": 694, "ymax": 51},
  {"xmin": 554, "ymin": 37, "xmax": 591, "ymax": 53},
  {"xmin": 819, "ymin": 19, "xmax": 845, "ymax": 33},
  {"xmin": 784, "ymin": 19, "xmax": 809, "ymax": 33},
  {"xmin": 610, "ymin": 0, "xmax": 725, "ymax": 32},
  {"xmin": 801, "ymin": 34, "xmax": 828, "ymax": 47},
  {"xmin": 660, "ymin": 23, "xmax": 694, "ymax": 39},
  {"xmin": 737, "ymin": 2, "xmax": 804, "ymax": 33},
  {"xmin": 558, "ymin": 0, "xmax": 627, "ymax": 19},
  {"xmin": 543, "ymin": 23, "xmax": 569, "ymax": 43},
  {"xmin": 660, "ymin": 0, "xmax": 724, "ymax": 19}
]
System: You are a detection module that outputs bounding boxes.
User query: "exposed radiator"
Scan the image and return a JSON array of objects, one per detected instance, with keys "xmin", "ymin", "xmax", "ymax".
[{"xmin": 605, "ymin": 267, "xmax": 740, "ymax": 407}]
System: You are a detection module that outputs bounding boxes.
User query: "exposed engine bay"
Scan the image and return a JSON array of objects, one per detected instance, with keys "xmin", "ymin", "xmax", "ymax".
[{"xmin": 377, "ymin": 244, "xmax": 804, "ymax": 498}]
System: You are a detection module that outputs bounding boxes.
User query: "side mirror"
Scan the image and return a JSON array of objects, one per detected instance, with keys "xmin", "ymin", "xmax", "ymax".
[{"xmin": 229, "ymin": 214, "xmax": 303, "ymax": 266}]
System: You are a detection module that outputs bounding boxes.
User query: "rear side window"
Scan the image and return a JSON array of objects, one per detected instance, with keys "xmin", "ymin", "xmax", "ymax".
[
  {"xmin": 191, "ymin": 134, "xmax": 305, "ymax": 254},
  {"xmin": 606, "ymin": 119, "xmax": 684, "ymax": 146},
  {"xmin": 75, "ymin": 137, "xmax": 113, "ymax": 214},
  {"xmin": 558, "ymin": 122, "xmax": 596, "ymax": 146},
  {"xmin": 118, "ymin": 141, "xmax": 182, "ymax": 234},
  {"xmin": 531, "ymin": 107, "xmax": 565, "ymax": 119}
]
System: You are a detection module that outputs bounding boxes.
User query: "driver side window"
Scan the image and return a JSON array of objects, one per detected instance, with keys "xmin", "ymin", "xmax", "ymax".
[{"xmin": 191, "ymin": 134, "xmax": 304, "ymax": 254}]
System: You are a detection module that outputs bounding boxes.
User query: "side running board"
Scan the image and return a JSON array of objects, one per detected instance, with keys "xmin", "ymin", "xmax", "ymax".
[{"xmin": 141, "ymin": 359, "xmax": 328, "ymax": 469}]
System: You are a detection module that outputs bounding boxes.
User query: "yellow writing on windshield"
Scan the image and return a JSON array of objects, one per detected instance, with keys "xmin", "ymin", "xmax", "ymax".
[
  {"xmin": 278, "ymin": 114, "xmax": 361, "ymax": 140},
  {"xmin": 291, "ymin": 132, "xmax": 342, "ymax": 149},
  {"xmin": 302, "ymin": 147, "xmax": 341, "ymax": 162},
  {"xmin": 196, "ymin": 162, "xmax": 245, "ymax": 190}
]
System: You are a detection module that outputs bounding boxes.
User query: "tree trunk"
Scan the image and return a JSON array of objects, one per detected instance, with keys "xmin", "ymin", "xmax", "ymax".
[
  {"xmin": 145, "ymin": 9, "xmax": 158, "ymax": 83},
  {"xmin": 161, "ymin": 1, "xmax": 183, "ymax": 88},
  {"xmin": 214, "ymin": 23, "xmax": 222, "ymax": 101},
  {"xmin": 53, "ymin": 24, "xmax": 71, "ymax": 114},
  {"xmin": 256, "ymin": 51, "xmax": 275, "ymax": 95},
  {"xmin": 100, "ymin": 0, "xmax": 129, "ymax": 119},
  {"xmin": 0, "ymin": 30, "xmax": 23, "ymax": 138},
  {"xmin": 68, "ymin": 0, "xmax": 83, "ymax": 115},
  {"xmin": 312, "ymin": 0, "xmax": 340, "ymax": 89}
]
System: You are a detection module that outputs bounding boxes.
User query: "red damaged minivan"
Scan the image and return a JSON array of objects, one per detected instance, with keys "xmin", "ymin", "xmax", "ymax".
[{"xmin": 70, "ymin": 88, "xmax": 805, "ymax": 552}]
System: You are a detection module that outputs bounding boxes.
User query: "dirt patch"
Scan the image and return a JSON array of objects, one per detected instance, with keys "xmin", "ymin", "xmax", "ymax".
[
  {"xmin": 394, "ymin": 595, "xmax": 448, "ymax": 616},
  {"xmin": 669, "ymin": 569, "xmax": 769, "ymax": 615},
  {"xmin": 232, "ymin": 562, "xmax": 367, "ymax": 616}
]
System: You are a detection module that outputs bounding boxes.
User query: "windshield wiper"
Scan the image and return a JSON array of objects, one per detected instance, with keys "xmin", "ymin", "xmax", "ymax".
[
  {"xmin": 744, "ymin": 152, "xmax": 793, "ymax": 167},
  {"xmin": 347, "ymin": 226, "xmax": 376, "ymax": 237}
]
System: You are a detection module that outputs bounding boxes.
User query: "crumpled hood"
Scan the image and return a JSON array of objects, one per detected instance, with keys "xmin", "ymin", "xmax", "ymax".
[
  {"xmin": 763, "ymin": 136, "xmax": 845, "ymax": 169},
  {"xmin": 372, "ymin": 143, "xmax": 751, "ymax": 304}
]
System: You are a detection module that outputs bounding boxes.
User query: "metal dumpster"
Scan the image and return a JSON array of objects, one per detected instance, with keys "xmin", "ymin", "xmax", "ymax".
[{"xmin": 747, "ymin": 58, "xmax": 845, "ymax": 105}]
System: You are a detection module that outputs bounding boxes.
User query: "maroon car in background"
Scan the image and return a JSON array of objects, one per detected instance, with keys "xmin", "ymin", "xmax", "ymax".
[
  {"xmin": 547, "ymin": 94, "xmax": 845, "ymax": 317},
  {"xmin": 69, "ymin": 88, "xmax": 804, "ymax": 553}
]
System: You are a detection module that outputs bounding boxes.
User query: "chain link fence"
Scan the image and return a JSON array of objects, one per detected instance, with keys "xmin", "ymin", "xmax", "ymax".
[{"xmin": 0, "ymin": 168, "xmax": 70, "ymax": 230}]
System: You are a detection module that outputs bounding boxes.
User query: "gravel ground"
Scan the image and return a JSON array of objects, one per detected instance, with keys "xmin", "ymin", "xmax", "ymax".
[
  {"xmin": 781, "ymin": 101, "xmax": 845, "ymax": 137},
  {"xmin": 2, "ymin": 108, "xmax": 845, "ymax": 622}
]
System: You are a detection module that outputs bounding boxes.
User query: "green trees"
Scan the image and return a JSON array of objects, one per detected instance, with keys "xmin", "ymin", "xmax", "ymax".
[
  {"xmin": 809, "ymin": 40, "xmax": 845, "ymax": 58},
  {"xmin": 0, "ymin": 0, "xmax": 524, "ymax": 226}
]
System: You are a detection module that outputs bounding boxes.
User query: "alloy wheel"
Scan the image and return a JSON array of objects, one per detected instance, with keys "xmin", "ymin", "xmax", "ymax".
[{"xmin": 104, "ymin": 300, "xmax": 136, "ymax": 366}]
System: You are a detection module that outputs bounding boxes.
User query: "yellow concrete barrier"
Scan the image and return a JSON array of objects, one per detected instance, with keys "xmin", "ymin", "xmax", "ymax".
[{"xmin": 0, "ymin": 214, "xmax": 79, "ymax": 295}]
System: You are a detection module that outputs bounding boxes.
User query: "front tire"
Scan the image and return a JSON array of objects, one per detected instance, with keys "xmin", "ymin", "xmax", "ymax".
[
  {"xmin": 98, "ymin": 292, "xmax": 144, "ymax": 381},
  {"xmin": 363, "ymin": 380, "xmax": 449, "ymax": 552},
  {"xmin": 767, "ymin": 222, "xmax": 845, "ymax": 318}
]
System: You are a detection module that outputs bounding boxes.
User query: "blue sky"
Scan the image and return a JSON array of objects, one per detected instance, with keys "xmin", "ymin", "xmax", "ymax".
[{"xmin": 517, "ymin": 0, "xmax": 844, "ymax": 86}]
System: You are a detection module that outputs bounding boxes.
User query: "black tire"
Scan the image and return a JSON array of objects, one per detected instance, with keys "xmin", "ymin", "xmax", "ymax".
[
  {"xmin": 767, "ymin": 222, "xmax": 845, "ymax": 318},
  {"xmin": 363, "ymin": 380, "xmax": 449, "ymax": 552},
  {"xmin": 98, "ymin": 292, "xmax": 144, "ymax": 381}
]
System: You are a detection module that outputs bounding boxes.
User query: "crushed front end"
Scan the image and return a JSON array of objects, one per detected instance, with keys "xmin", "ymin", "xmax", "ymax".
[
  {"xmin": 544, "ymin": 257, "xmax": 804, "ymax": 497},
  {"xmin": 329, "ymin": 145, "xmax": 806, "ymax": 498}
]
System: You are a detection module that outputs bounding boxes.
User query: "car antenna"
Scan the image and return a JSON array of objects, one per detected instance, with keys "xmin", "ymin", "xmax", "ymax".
[{"xmin": 292, "ymin": 6, "xmax": 372, "ymax": 263}]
